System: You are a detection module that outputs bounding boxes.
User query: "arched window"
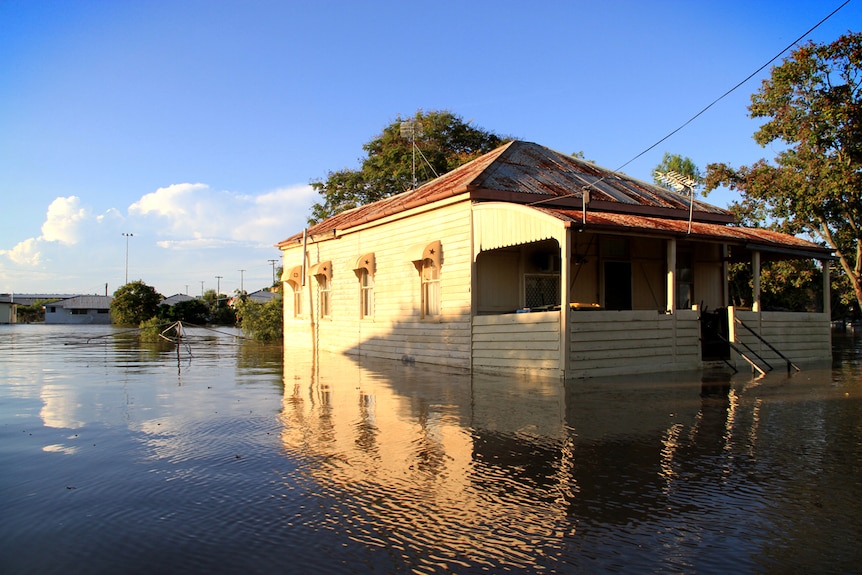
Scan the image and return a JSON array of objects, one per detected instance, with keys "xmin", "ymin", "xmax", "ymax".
[
  {"xmin": 359, "ymin": 268, "xmax": 374, "ymax": 318},
  {"xmin": 409, "ymin": 241, "xmax": 441, "ymax": 319},
  {"xmin": 354, "ymin": 253, "xmax": 375, "ymax": 319},
  {"xmin": 310, "ymin": 261, "xmax": 332, "ymax": 319},
  {"xmin": 284, "ymin": 265, "xmax": 304, "ymax": 318},
  {"xmin": 421, "ymin": 258, "xmax": 440, "ymax": 317}
]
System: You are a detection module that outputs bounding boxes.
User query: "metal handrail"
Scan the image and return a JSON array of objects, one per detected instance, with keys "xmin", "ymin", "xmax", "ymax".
[{"xmin": 734, "ymin": 317, "xmax": 801, "ymax": 373}]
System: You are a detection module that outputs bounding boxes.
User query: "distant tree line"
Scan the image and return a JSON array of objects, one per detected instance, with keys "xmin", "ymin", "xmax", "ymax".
[{"xmin": 109, "ymin": 279, "xmax": 283, "ymax": 342}]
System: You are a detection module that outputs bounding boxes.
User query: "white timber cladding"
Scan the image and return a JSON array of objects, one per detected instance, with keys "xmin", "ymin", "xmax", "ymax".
[
  {"xmin": 281, "ymin": 199, "xmax": 473, "ymax": 368},
  {"xmin": 567, "ymin": 310, "xmax": 702, "ymax": 378},
  {"xmin": 472, "ymin": 202, "xmax": 566, "ymax": 259},
  {"xmin": 732, "ymin": 309, "xmax": 832, "ymax": 366},
  {"xmin": 472, "ymin": 310, "xmax": 561, "ymax": 375}
]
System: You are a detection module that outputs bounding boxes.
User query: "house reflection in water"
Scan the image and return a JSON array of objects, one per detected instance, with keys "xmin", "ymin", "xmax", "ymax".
[{"xmin": 278, "ymin": 353, "xmax": 769, "ymax": 570}]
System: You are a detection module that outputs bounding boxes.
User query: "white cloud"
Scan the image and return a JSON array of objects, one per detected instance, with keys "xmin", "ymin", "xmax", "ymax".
[
  {"xmin": 129, "ymin": 182, "xmax": 315, "ymax": 248},
  {"xmin": 41, "ymin": 196, "xmax": 90, "ymax": 245},
  {"xmin": 129, "ymin": 183, "xmax": 204, "ymax": 220},
  {"xmin": 155, "ymin": 238, "xmax": 239, "ymax": 250},
  {"xmin": 3, "ymin": 237, "xmax": 42, "ymax": 265},
  {"xmin": 1, "ymin": 183, "xmax": 316, "ymax": 293},
  {"xmin": 1, "ymin": 196, "xmax": 102, "ymax": 268}
]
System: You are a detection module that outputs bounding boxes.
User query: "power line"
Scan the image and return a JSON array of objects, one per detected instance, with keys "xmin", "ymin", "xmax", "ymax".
[
  {"xmin": 529, "ymin": 0, "xmax": 852, "ymax": 207},
  {"xmin": 613, "ymin": 0, "xmax": 852, "ymax": 175}
]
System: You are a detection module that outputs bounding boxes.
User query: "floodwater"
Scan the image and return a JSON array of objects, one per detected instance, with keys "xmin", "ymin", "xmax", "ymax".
[{"xmin": 1, "ymin": 325, "xmax": 860, "ymax": 575}]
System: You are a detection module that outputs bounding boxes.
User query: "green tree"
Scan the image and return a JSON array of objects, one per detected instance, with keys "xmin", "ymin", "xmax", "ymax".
[
  {"xmin": 158, "ymin": 298, "xmax": 210, "ymax": 324},
  {"xmin": 111, "ymin": 280, "xmax": 163, "ymax": 325},
  {"xmin": 234, "ymin": 295, "xmax": 283, "ymax": 342},
  {"xmin": 271, "ymin": 266, "xmax": 283, "ymax": 291},
  {"xmin": 705, "ymin": 32, "xmax": 862, "ymax": 309},
  {"xmin": 18, "ymin": 298, "xmax": 59, "ymax": 323},
  {"xmin": 201, "ymin": 288, "xmax": 236, "ymax": 325},
  {"xmin": 653, "ymin": 152, "xmax": 703, "ymax": 190},
  {"xmin": 653, "ymin": 153, "xmax": 825, "ymax": 312},
  {"xmin": 309, "ymin": 110, "xmax": 509, "ymax": 223}
]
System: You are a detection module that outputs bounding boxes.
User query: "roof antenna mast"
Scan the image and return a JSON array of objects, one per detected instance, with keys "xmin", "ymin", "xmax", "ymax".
[
  {"xmin": 654, "ymin": 171, "xmax": 699, "ymax": 234},
  {"xmin": 400, "ymin": 119, "xmax": 422, "ymax": 190}
]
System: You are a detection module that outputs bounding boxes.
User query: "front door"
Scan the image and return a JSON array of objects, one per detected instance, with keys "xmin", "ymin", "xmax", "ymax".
[{"xmin": 604, "ymin": 261, "xmax": 632, "ymax": 310}]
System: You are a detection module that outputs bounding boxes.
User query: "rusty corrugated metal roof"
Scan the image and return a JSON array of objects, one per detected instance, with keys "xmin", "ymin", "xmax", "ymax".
[
  {"xmin": 467, "ymin": 141, "xmax": 725, "ymax": 214},
  {"xmin": 541, "ymin": 209, "xmax": 832, "ymax": 258},
  {"xmin": 278, "ymin": 141, "xmax": 730, "ymax": 246}
]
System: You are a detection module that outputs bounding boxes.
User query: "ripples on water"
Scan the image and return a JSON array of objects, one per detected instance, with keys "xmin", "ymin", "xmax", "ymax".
[{"xmin": 1, "ymin": 325, "xmax": 860, "ymax": 574}]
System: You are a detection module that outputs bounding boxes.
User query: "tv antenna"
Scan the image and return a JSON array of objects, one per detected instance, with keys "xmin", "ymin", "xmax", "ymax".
[
  {"xmin": 400, "ymin": 119, "xmax": 438, "ymax": 190},
  {"xmin": 654, "ymin": 170, "xmax": 699, "ymax": 234}
]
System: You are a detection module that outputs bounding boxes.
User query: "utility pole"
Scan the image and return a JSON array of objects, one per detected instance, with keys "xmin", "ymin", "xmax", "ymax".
[
  {"xmin": 239, "ymin": 269, "xmax": 245, "ymax": 294},
  {"xmin": 268, "ymin": 259, "xmax": 278, "ymax": 285},
  {"xmin": 122, "ymin": 233, "xmax": 133, "ymax": 284},
  {"xmin": 200, "ymin": 281, "xmax": 205, "ymax": 297},
  {"xmin": 215, "ymin": 275, "xmax": 222, "ymax": 297}
]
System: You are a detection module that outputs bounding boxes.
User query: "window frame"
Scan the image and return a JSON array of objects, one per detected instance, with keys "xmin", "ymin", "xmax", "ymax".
[
  {"xmin": 420, "ymin": 258, "xmax": 441, "ymax": 318},
  {"xmin": 359, "ymin": 268, "xmax": 374, "ymax": 319},
  {"xmin": 288, "ymin": 280, "xmax": 302, "ymax": 318},
  {"xmin": 317, "ymin": 275, "xmax": 332, "ymax": 319}
]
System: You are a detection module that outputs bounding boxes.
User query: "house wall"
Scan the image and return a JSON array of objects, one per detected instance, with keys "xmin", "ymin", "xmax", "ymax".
[
  {"xmin": 0, "ymin": 302, "xmax": 15, "ymax": 324},
  {"xmin": 472, "ymin": 311, "xmax": 561, "ymax": 375},
  {"xmin": 471, "ymin": 309, "xmax": 702, "ymax": 378},
  {"xmin": 44, "ymin": 308, "xmax": 112, "ymax": 324},
  {"xmin": 568, "ymin": 309, "xmax": 702, "ymax": 378},
  {"xmin": 570, "ymin": 233, "xmax": 600, "ymax": 306},
  {"xmin": 631, "ymin": 237, "xmax": 665, "ymax": 310},
  {"xmin": 693, "ymin": 243, "xmax": 724, "ymax": 311},
  {"xmin": 731, "ymin": 308, "xmax": 832, "ymax": 368},
  {"xmin": 282, "ymin": 199, "xmax": 473, "ymax": 368},
  {"xmin": 476, "ymin": 249, "xmax": 520, "ymax": 314}
]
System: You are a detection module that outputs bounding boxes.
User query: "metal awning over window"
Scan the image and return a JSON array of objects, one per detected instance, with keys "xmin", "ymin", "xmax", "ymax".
[
  {"xmin": 353, "ymin": 253, "xmax": 375, "ymax": 277},
  {"xmin": 408, "ymin": 241, "xmax": 441, "ymax": 266},
  {"xmin": 309, "ymin": 261, "xmax": 332, "ymax": 281},
  {"xmin": 283, "ymin": 265, "xmax": 304, "ymax": 285}
]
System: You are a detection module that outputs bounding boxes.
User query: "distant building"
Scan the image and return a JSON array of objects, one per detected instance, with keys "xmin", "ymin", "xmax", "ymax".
[
  {"xmin": 4, "ymin": 294, "xmax": 74, "ymax": 306},
  {"xmin": 227, "ymin": 289, "xmax": 280, "ymax": 308},
  {"xmin": 247, "ymin": 289, "xmax": 280, "ymax": 304},
  {"xmin": 44, "ymin": 295, "xmax": 113, "ymax": 324},
  {"xmin": 161, "ymin": 293, "xmax": 197, "ymax": 306},
  {"xmin": 0, "ymin": 295, "xmax": 16, "ymax": 324}
]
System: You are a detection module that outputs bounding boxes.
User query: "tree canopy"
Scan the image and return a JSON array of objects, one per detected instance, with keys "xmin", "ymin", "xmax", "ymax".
[
  {"xmin": 705, "ymin": 32, "xmax": 862, "ymax": 308},
  {"xmin": 158, "ymin": 298, "xmax": 210, "ymax": 324},
  {"xmin": 234, "ymin": 294, "xmax": 283, "ymax": 342},
  {"xmin": 111, "ymin": 280, "xmax": 163, "ymax": 325},
  {"xmin": 308, "ymin": 110, "xmax": 509, "ymax": 223}
]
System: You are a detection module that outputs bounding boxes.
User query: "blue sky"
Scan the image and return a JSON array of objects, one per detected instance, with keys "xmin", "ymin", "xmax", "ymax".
[{"xmin": 1, "ymin": 0, "xmax": 858, "ymax": 297}]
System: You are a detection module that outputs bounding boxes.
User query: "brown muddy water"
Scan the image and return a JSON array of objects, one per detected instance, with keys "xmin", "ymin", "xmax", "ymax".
[{"xmin": 1, "ymin": 324, "xmax": 860, "ymax": 574}]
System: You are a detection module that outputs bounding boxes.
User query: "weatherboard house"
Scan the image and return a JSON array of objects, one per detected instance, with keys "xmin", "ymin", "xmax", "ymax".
[{"xmin": 277, "ymin": 141, "xmax": 833, "ymax": 378}]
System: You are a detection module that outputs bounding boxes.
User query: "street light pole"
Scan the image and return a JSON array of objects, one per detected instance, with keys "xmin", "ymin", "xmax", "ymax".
[{"xmin": 122, "ymin": 233, "xmax": 133, "ymax": 284}]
